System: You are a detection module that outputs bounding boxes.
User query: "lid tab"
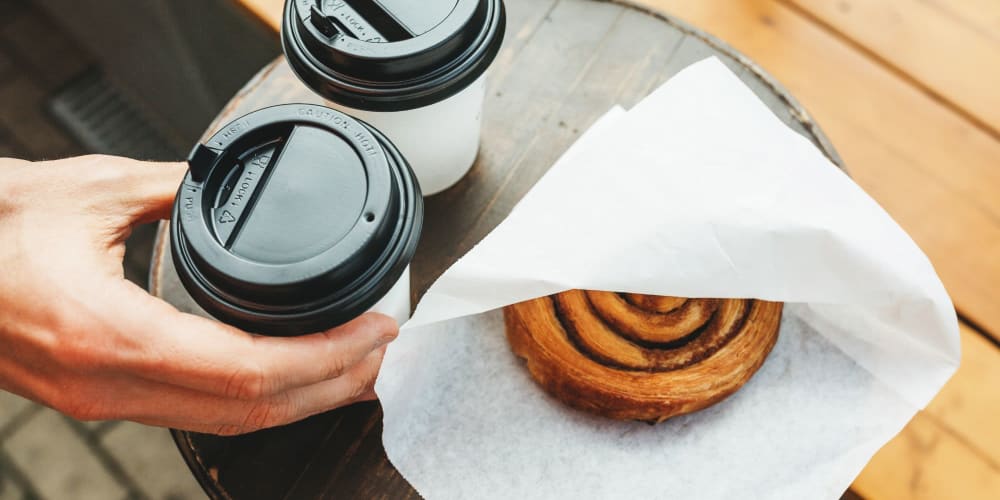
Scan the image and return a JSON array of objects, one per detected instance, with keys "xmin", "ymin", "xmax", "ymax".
[
  {"xmin": 309, "ymin": 5, "xmax": 343, "ymax": 38},
  {"xmin": 187, "ymin": 143, "xmax": 222, "ymax": 182}
]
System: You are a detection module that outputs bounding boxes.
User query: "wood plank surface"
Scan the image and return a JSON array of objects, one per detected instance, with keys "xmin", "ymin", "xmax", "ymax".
[
  {"xmin": 186, "ymin": 0, "xmax": 1000, "ymax": 498},
  {"xmin": 856, "ymin": 324, "xmax": 1000, "ymax": 499},
  {"xmin": 918, "ymin": 0, "xmax": 1000, "ymax": 41},
  {"xmin": 237, "ymin": 0, "xmax": 283, "ymax": 31},
  {"xmin": 928, "ymin": 327, "xmax": 1000, "ymax": 466},
  {"xmin": 849, "ymin": 324, "xmax": 1000, "ymax": 499},
  {"xmin": 783, "ymin": 0, "xmax": 1000, "ymax": 138},
  {"xmin": 858, "ymin": 411, "xmax": 1000, "ymax": 500}
]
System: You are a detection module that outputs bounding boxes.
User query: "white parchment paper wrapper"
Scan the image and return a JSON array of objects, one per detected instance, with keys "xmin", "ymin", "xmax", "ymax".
[{"xmin": 375, "ymin": 58, "xmax": 960, "ymax": 499}]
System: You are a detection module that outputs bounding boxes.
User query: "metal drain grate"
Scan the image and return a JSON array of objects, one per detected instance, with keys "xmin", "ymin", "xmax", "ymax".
[{"xmin": 48, "ymin": 70, "xmax": 183, "ymax": 161}]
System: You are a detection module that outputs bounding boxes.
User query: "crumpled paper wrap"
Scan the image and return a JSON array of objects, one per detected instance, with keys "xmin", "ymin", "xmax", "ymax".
[{"xmin": 374, "ymin": 58, "xmax": 960, "ymax": 499}]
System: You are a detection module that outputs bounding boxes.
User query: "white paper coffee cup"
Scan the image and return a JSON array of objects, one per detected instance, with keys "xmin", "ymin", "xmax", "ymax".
[{"xmin": 282, "ymin": 0, "xmax": 506, "ymax": 196}]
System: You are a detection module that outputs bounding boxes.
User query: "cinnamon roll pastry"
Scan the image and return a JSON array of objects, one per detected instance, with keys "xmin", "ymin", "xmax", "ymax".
[{"xmin": 504, "ymin": 291, "xmax": 783, "ymax": 422}]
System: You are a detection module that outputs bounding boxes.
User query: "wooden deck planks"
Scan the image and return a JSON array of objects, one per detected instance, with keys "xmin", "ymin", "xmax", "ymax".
[
  {"xmin": 927, "ymin": 325, "xmax": 1000, "ymax": 467},
  {"xmin": 856, "ymin": 414, "xmax": 1000, "ymax": 500},
  {"xmin": 783, "ymin": 0, "xmax": 1000, "ymax": 138},
  {"xmin": 237, "ymin": 0, "xmax": 283, "ymax": 32},
  {"xmin": 917, "ymin": 0, "xmax": 1000, "ymax": 43}
]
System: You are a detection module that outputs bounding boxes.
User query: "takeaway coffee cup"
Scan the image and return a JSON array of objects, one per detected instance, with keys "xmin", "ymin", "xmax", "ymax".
[
  {"xmin": 282, "ymin": 0, "xmax": 506, "ymax": 195},
  {"xmin": 171, "ymin": 104, "xmax": 422, "ymax": 336}
]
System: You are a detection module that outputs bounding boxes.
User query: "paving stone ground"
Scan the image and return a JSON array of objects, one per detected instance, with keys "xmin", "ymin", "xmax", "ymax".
[
  {"xmin": 0, "ymin": 1, "xmax": 205, "ymax": 498},
  {"xmin": 102, "ymin": 424, "xmax": 205, "ymax": 500},
  {"xmin": 4, "ymin": 410, "xmax": 128, "ymax": 500},
  {"xmin": 0, "ymin": 393, "xmax": 32, "ymax": 431}
]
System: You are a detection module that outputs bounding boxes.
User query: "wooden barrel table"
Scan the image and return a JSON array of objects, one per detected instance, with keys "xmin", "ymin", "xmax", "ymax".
[{"xmin": 150, "ymin": 0, "xmax": 844, "ymax": 497}]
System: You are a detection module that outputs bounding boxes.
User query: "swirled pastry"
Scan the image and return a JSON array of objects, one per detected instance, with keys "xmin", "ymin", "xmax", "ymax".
[{"xmin": 504, "ymin": 291, "xmax": 782, "ymax": 422}]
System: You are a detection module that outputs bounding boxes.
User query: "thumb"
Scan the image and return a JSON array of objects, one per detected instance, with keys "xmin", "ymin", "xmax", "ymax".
[{"xmin": 111, "ymin": 158, "xmax": 188, "ymax": 224}]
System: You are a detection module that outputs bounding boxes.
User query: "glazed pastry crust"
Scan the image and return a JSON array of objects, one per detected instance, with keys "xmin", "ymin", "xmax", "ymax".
[{"xmin": 504, "ymin": 292, "xmax": 783, "ymax": 423}]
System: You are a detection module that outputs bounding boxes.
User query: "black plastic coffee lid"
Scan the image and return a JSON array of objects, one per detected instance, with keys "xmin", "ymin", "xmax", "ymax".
[
  {"xmin": 171, "ymin": 104, "xmax": 422, "ymax": 336},
  {"xmin": 282, "ymin": 0, "xmax": 506, "ymax": 111}
]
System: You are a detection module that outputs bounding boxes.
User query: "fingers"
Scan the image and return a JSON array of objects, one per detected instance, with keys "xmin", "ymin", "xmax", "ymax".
[
  {"xmin": 7, "ymin": 282, "xmax": 391, "ymax": 435},
  {"xmin": 110, "ymin": 283, "xmax": 399, "ymax": 401},
  {"xmin": 109, "ymin": 158, "xmax": 188, "ymax": 224},
  {"xmin": 47, "ymin": 155, "xmax": 187, "ymax": 224},
  {"xmin": 243, "ymin": 316, "xmax": 397, "ymax": 397},
  {"xmin": 64, "ymin": 345, "xmax": 387, "ymax": 436}
]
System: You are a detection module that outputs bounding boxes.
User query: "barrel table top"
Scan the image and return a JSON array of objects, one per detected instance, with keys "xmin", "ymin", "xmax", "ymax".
[{"xmin": 151, "ymin": 0, "xmax": 842, "ymax": 497}]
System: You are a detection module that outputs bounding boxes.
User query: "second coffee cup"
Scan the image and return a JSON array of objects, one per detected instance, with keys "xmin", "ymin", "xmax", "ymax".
[{"xmin": 282, "ymin": 0, "xmax": 507, "ymax": 195}]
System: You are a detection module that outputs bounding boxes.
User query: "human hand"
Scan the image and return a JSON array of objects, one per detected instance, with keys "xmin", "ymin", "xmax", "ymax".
[{"xmin": 0, "ymin": 155, "xmax": 398, "ymax": 435}]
